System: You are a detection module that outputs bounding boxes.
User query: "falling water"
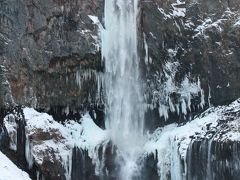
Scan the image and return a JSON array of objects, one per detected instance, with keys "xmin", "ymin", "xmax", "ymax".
[{"xmin": 102, "ymin": 0, "xmax": 145, "ymax": 179}]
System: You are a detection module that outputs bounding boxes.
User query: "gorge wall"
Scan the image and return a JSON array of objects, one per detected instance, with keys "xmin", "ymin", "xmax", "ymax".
[{"xmin": 0, "ymin": 0, "xmax": 240, "ymax": 180}]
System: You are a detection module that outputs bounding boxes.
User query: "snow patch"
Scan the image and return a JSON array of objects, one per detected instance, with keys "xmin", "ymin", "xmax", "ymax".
[
  {"xmin": 234, "ymin": 18, "xmax": 240, "ymax": 27},
  {"xmin": 192, "ymin": 10, "xmax": 236, "ymax": 38},
  {"xmin": 157, "ymin": 0, "xmax": 186, "ymax": 19},
  {"xmin": 171, "ymin": 1, "xmax": 186, "ymax": 18},
  {"xmin": 0, "ymin": 151, "xmax": 31, "ymax": 180}
]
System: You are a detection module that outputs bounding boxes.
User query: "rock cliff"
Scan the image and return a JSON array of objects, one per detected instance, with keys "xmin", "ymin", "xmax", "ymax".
[{"xmin": 0, "ymin": 0, "xmax": 240, "ymax": 180}]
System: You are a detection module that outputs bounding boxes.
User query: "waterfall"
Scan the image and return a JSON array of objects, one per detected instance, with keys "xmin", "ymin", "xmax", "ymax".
[{"xmin": 102, "ymin": 0, "xmax": 145, "ymax": 179}]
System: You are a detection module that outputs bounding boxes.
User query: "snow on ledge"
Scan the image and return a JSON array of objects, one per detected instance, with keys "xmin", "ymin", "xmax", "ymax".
[
  {"xmin": 144, "ymin": 99, "xmax": 240, "ymax": 178},
  {"xmin": 0, "ymin": 151, "xmax": 31, "ymax": 180},
  {"xmin": 4, "ymin": 108, "xmax": 109, "ymax": 179}
]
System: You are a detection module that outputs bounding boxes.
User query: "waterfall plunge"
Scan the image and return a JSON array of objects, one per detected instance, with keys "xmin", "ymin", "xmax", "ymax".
[{"xmin": 102, "ymin": 0, "xmax": 145, "ymax": 179}]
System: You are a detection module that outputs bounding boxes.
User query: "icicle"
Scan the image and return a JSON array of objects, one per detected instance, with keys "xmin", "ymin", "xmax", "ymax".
[
  {"xmin": 208, "ymin": 84, "xmax": 212, "ymax": 107},
  {"xmin": 101, "ymin": 143, "xmax": 108, "ymax": 175},
  {"xmin": 66, "ymin": 75, "xmax": 68, "ymax": 84},
  {"xmin": 64, "ymin": 106, "xmax": 69, "ymax": 116},
  {"xmin": 92, "ymin": 145, "xmax": 102, "ymax": 176},
  {"xmin": 187, "ymin": 94, "xmax": 191, "ymax": 112},
  {"xmin": 25, "ymin": 135, "xmax": 34, "ymax": 169},
  {"xmin": 186, "ymin": 141, "xmax": 193, "ymax": 180},
  {"xmin": 183, "ymin": 148, "xmax": 188, "ymax": 180},
  {"xmin": 169, "ymin": 97, "xmax": 175, "ymax": 113},
  {"xmin": 159, "ymin": 105, "xmax": 169, "ymax": 120},
  {"xmin": 170, "ymin": 139, "xmax": 182, "ymax": 180},
  {"xmin": 200, "ymin": 89, "xmax": 205, "ymax": 109},
  {"xmin": 207, "ymin": 138, "xmax": 213, "ymax": 180},
  {"xmin": 36, "ymin": 171, "xmax": 40, "ymax": 180},
  {"xmin": 75, "ymin": 71, "xmax": 81, "ymax": 89},
  {"xmin": 198, "ymin": 77, "xmax": 205, "ymax": 108},
  {"xmin": 93, "ymin": 110, "xmax": 97, "ymax": 119},
  {"xmin": 96, "ymin": 72, "xmax": 103, "ymax": 103},
  {"xmin": 176, "ymin": 104, "xmax": 180, "ymax": 115},
  {"xmin": 149, "ymin": 57, "xmax": 152, "ymax": 64},
  {"xmin": 63, "ymin": 150, "xmax": 72, "ymax": 180},
  {"xmin": 181, "ymin": 99, "xmax": 187, "ymax": 115},
  {"xmin": 143, "ymin": 33, "xmax": 149, "ymax": 65}
]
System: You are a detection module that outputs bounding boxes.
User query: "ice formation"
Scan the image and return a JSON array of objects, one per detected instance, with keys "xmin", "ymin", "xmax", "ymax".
[
  {"xmin": 101, "ymin": 0, "xmax": 146, "ymax": 179},
  {"xmin": 145, "ymin": 99, "xmax": 240, "ymax": 179},
  {"xmin": 75, "ymin": 69, "xmax": 104, "ymax": 103},
  {"xmin": 3, "ymin": 98, "xmax": 240, "ymax": 179},
  {"xmin": 152, "ymin": 61, "xmax": 205, "ymax": 120},
  {"xmin": 4, "ymin": 108, "xmax": 109, "ymax": 180}
]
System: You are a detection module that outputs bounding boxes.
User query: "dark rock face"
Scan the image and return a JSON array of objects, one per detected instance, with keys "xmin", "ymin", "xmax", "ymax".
[
  {"xmin": 187, "ymin": 139, "xmax": 240, "ymax": 180},
  {"xmin": 71, "ymin": 143, "xmax": 117, "ymax": 180},
  {"xmin": 0, "ymin": 0, "xmax": 104, "ymax": 111}
]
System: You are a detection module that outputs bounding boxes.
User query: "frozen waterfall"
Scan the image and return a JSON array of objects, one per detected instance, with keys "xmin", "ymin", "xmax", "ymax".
[{"xmin": 102, "ymin": 0, "xmax": 145, "ymax": 179}]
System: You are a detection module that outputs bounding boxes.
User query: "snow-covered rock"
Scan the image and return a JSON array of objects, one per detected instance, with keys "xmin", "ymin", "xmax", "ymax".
[
  {"xmin": 144, "ymin": 98, "xmax": 240, "ymax": 179},
  {"xmin": 4, "ymin": 108, "xmax": 109, "ymax": 180},
  {"xmin": 3, "ymin": 99, "xmax": 240, "ymax": 180}
]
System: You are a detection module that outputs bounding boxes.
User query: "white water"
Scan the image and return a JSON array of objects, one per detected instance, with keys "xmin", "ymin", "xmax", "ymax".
[{"xmin": 102, "ymin": 0, "xmax": 145, "ymax": 179}]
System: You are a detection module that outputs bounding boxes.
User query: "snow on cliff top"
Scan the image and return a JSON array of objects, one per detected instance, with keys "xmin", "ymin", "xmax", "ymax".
[{"xmin": 0, "ymin": 151, "xmax": 31, "ymax": 180}]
